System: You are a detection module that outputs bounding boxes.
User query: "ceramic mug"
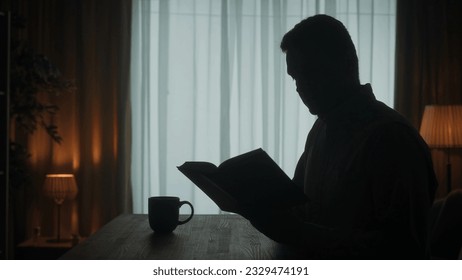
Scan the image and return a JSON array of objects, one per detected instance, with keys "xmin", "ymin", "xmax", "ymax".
[{"xmin": 148, "ymin": 196, "xmax": 194, "ymax": 233}]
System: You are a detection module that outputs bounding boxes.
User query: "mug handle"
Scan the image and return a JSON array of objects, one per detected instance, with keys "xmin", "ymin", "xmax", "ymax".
[{"xmin": 178, "ymin": 200, "xmax": 194, "ymax": 225}]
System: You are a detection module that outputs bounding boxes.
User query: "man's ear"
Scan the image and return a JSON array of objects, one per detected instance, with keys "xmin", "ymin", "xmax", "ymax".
[{"xmin": 344, "ymin": 55, "xmax": 355, "ymax": 76}]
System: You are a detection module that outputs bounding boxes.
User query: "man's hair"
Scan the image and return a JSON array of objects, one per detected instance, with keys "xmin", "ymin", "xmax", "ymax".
[{"xmin": 280, "ymin": 15, "xmax": 360, "ymax": 85}]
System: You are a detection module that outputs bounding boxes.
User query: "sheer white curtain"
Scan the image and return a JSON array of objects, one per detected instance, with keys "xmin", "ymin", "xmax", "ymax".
[{"xmin": 130, "ymin": 0, "xmax": 396, "ymax": 214}]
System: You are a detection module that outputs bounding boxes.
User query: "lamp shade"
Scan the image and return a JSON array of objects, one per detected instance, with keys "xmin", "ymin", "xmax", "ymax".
[
  {"xmin": 43, "ymin": 174, "xmax": 78, "ymax": 205},
  {"xmin": 420, "ymin": 105, "xmax": 462, "ymax": 148}
]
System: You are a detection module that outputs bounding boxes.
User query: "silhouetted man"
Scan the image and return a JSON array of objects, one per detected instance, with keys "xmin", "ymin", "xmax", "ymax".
[{"xmin": 248, "ymin": 15, "xmax": 437, "ymax": 259}]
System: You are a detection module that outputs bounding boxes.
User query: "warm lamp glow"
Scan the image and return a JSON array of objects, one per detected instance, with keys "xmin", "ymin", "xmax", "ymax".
[
  {"xmin": 420, "ymin": 105, "xmax": 462, "ymax": 148},
  {"xmin": 43, "ymin": 174, "xmax": 78, "ymax": 205},
  {"xmin": 43, "ymin": 173, "xmax": 78, "ymax": 242},
  {"xmin": 420, "ymin": 105, "xmax": 462, "ymax": 194}
]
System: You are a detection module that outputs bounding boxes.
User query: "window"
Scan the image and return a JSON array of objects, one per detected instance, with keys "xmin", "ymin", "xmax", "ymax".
[{"xmin": 130, "ymin": 0, "xmax": 396, "ymax": 214}]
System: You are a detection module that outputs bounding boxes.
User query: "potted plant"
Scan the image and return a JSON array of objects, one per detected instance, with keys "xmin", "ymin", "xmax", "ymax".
[
  {"xmin": 8, "ymin": 14, "xmax": 75, "ymax": 246},
  {"xmin": 9, "ymin": 25, "xmax": 75, "ymax": 189}
]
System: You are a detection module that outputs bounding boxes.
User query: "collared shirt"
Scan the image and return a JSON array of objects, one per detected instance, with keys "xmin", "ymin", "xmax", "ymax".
[{"xmin": 292, "ymin": 84, "xmax": 437, "ymax": 259}]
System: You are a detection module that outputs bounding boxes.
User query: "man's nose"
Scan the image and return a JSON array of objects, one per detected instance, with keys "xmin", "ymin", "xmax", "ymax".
[{"xmin": 295, "ymin": 80, "xmax": 301, "ymax": 91}]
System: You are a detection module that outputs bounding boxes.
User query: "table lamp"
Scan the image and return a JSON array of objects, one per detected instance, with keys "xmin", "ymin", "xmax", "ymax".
[
  {"xmin": 43, "ymin": 174, "xmax": 78, "ymax": 242},
  {"xmin": 420, "ymin": 105, "xmax": 462, "ymax": 193}
]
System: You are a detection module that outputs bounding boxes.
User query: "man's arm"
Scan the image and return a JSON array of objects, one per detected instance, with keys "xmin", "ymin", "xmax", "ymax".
[{"xmin": 248, "ymin": 123, "xmax": 436, "ymax": 259}]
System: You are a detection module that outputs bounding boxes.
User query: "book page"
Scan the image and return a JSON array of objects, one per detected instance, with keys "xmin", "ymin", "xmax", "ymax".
[
  {"xmin": 178, "ymin": 162, "xmax": 241, "ymax": 213},
  {"xmin": 178, "ymin": 149, "xmax": 307, "ymax": 215}
]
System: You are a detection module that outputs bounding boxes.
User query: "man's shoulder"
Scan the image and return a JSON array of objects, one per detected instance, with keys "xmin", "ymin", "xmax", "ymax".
[
  {"xmin": 365, "ymin": 99, "xmax": 416, "ymax": 132},
  {"xmin": 355, "ymin": 84, "xmax": 414, "ymax": 130},
  {"xmin": 364, "ymin": 102, "xmax": 431, "ymax": 153}
]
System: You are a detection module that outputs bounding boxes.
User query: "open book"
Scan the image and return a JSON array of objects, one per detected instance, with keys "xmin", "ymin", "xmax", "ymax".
[{"xmin": 177, "ymin": 148, "xmax": 307, "ymax": 217}]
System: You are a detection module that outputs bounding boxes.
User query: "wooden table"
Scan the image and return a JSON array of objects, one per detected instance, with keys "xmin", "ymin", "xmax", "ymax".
[
  {"xmin": 17, "ymin": 236, "xmax": 79, "ymax": 260},
  {"xmin": 60, "ymin": 214, "xmax": 299, "ymax": 260}
]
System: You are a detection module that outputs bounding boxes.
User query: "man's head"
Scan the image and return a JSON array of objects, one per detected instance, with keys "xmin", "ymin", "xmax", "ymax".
[{"xmin": 281, "ymin": 15, "xmax": 360, "ymax": 115}]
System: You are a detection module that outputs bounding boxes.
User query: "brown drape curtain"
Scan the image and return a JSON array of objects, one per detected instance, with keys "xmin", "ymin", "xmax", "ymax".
[
  {"xmin": 8, "ymin": 0, "xmax": 132, "ymax": 244},
  {"xmin": 395, "ymin": 0, "xmax": 462, "ymax": 199}
]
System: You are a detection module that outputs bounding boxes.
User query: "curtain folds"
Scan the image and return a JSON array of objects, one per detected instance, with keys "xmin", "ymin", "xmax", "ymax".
[
  {"xmin": 12, "ymin": 0, "xmax": 132, "ymax": 241},
  {"xmin": 131, "ymin": 0, "xmax": 397, "ymax": 214},
  {"xmin": 394, "ymin": 0, "xmax": 462, "ymax": 198},
  {"xmin": 395, "ymin": 0, "xmax": 462, "ymax": 128}
]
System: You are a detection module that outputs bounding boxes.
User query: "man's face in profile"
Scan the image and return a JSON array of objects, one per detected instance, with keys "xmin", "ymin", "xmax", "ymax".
[
  {"xmin": 286, "ymin": 49, "xmax": 325, "ymax": 116},
  {"xmin": 286, "ymin": 49, "xmax": 342, "ymax": 116}
]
